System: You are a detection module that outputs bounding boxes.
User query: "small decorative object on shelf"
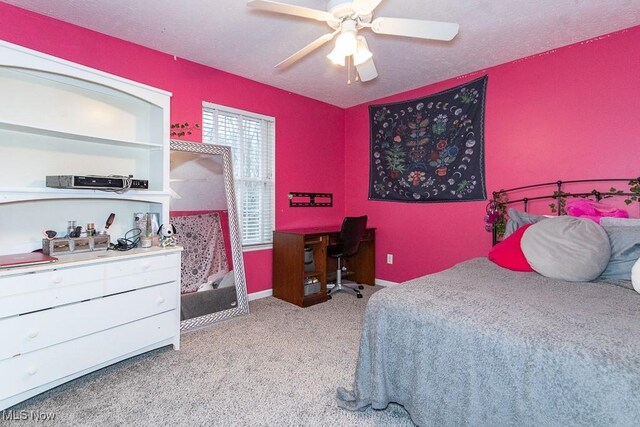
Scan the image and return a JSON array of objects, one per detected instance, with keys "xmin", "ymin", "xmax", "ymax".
[
  {"xmin": 158, "ymin": 223, "xmax": 177, "ymax": 247},
  {"xmin": 42, "ymin": 235, "xmax": 110, "ymax": 255}
]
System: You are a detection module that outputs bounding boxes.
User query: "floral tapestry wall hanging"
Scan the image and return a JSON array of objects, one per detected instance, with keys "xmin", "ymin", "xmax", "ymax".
[{"xmin": 369, "ymin": 75, "xmax": 487, "ymax": 202}]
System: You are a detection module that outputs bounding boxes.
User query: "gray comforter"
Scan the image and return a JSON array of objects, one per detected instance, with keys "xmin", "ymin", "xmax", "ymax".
[{"xmin": 337, "ymin": 258, "xmax": 640, "ymax": 426}]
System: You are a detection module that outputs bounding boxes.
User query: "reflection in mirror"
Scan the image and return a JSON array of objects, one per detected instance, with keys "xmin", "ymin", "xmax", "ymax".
[{"xmin": 170, "ymin": 140, "xmax": 248, "ymax": 331}]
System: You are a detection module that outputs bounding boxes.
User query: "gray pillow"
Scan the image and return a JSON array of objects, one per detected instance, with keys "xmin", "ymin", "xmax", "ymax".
[
  {"xmin": 600, "ymin": 217, "xmax": 640, "ymax": 227},
  {"xmin": 503, "ymin": 209, "xmax": 548, "ymax": 238},
  {"xmin": 521, "ymin": 216, "xmax": 611, "ymax": 282},
  {"xmin": 600, "ymin": 225, "xmax": 640, "ymax": 281}
]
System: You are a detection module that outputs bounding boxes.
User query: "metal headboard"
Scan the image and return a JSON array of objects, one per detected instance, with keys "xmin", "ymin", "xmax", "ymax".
[{"xmin": 486, "ymin": 178, "xmax": 640, "ymax": 245}]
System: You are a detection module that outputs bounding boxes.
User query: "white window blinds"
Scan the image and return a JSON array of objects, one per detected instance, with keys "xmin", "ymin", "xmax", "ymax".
[{"xmin": 202, "ymin": 102, "xmax": 275, "ymax": 247}]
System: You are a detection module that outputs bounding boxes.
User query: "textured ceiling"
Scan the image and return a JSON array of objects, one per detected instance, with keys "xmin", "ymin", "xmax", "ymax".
[{"xmin": 3, "ymin": 0, "xmax": 640, "ymax": 107}]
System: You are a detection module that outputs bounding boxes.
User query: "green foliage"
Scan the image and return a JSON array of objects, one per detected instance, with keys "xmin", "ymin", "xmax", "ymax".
[
  {"xmin": 625, "ymin": 179, "xmax": 640, "ymax": 205},
  {"xmin": 490, "ymin": 191, "xmax": 509, "ymax": 238},
  {"xmin": 384, "ymin": 144, "xmax": 406, "ymax": 174},
  {"xmin": 549, "ymin": 190, "xmax": 567, "ymax": 215}
]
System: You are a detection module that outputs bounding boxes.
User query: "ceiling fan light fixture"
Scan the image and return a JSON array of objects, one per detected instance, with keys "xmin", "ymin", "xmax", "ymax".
[
  {"xmin": 353, "ymin": 36, "xmax": 372, "ymax": 66},
  {"xmin": 327, "ymin": 45, "xmax": 346, "ymax": 66},
  {"xmin": 334, "ymin": 30, "xmax": 357, "ymax": 57}
]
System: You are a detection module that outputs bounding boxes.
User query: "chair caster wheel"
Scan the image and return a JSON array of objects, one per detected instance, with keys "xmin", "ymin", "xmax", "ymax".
[
  {"xmin": 327, "ymin": 295, "xmax": 332, "ymax": 299},
  {"xmin": 358, "ymin": 285, "xmax": 364, "ymax": 290},
  {"xmin": 357, "ymin": 293, "xmax": 363, "ymax": 298}
]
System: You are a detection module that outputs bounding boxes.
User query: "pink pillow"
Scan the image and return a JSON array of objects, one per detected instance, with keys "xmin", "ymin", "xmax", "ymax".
[
  {"xmin": 488, "ymin": 224, "xmax": 534, "ymax": 272},
  {"xmin": 566, "ymin": 199, "xmax": 628, "ymax": 224}
]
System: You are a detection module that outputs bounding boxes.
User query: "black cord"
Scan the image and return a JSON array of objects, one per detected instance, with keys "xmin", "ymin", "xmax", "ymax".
[{"xmin": 110, "ymin": 228, "xmax": 142, "ymax": 251}]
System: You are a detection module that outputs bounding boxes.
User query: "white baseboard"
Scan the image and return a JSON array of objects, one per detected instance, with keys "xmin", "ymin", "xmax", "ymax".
[
  {"xmin": 248, "ymin": 281, "xmax": 398, "ymax": 301},
  {"xmin": 248, "ymin": 289, "xmax": 273, "ymax": 301},
  {"xmin": 375, "ymin": 278, "xmax": 400, "ymax": 287}
]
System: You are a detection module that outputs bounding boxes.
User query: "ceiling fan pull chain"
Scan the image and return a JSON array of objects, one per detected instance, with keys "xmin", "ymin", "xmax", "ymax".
[{"xmin": 347, "ymin": 55, "xmax": 352, "ymax": 85}]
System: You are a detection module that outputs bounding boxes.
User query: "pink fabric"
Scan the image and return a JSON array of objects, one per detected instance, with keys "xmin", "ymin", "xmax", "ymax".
[
  {"xmin": 488, "ymin": 224, "xmax": 534, "ymax": 272},
  {"xmin": 171, "ymin": 210, "xmax": 233, "ymax": 269},
  {"xmin": 171, "ymin": 212, "xmax": 229, "ymax": 293},
  {"xmin": 565, "ymin": 199, "xmax": 629, "ymax": 224}
]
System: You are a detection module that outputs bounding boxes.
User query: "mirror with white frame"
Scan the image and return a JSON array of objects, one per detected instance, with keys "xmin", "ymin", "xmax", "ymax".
[{"xmin": 169, "ymin": 140, "xmax": 249, "ymax": 330}]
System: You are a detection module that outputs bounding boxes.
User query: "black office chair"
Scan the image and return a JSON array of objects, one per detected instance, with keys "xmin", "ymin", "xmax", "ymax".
[{"xmin": 327, "ymin": 215, "xmax": 367, "ymax": 299}]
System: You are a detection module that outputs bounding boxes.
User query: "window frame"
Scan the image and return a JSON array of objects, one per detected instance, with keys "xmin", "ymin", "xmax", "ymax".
[{"xmin": 202, "ymin": 101, "xmax": 275, "ymax": 250}]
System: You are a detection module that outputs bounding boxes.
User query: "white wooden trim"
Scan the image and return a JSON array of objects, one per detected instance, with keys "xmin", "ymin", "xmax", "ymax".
[
  {"xmin": 375, "ymin": 278, "xmax": 400, "ymax": 287},
  {"xmin": 248, "ymin": 289, "xmax": 273, "ymax": 301}
]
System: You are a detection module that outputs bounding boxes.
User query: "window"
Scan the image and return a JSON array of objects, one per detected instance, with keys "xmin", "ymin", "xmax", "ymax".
[{"xmin": 202, "ymin": 102, "xmax": 275, "ymax": 248}]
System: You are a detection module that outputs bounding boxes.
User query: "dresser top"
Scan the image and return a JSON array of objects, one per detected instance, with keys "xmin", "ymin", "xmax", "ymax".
[{"xmin": 0, "ymin": 246, "xmax": 182, "ymax": 277}]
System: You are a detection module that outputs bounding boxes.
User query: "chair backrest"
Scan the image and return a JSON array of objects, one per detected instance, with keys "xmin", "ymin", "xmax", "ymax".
[{"xmin": 339, "ymin": 215, "xmax": 368, "ymax": 257}]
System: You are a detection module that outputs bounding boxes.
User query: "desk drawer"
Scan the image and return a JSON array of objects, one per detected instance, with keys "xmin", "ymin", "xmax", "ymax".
[
  {"xmin": 0, "ymin": 310, "xmax": 176, "ymax": 401},
  {"xmin": 0, "ymin": 282, "xmax": 177, "ymax": 362},
  {"xmin": 304, "ymin": 235, "xmax": 324, "ymax": 245}
]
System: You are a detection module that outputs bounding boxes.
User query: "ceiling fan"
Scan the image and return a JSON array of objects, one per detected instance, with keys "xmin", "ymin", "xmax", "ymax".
[{"xmin": 247, "ymin": 0, "xmax": 459, "ymax": 82}]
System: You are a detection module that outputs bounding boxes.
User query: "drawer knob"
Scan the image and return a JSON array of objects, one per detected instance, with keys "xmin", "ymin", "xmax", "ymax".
[
  {"xmin": 52, "ymin": 276, "xmax": 63, "ymax": 284},
  {"xmin": 157, "ymin": 296, "xmax": 165, "ymax": 305},
  {"xmin": 27, "ymin": 330, "xmax": 39, "ymax": 339},
  {"xmin": 141, "ymin": 262, "xmax": 151, "ymax": 270},
  {"xmin": 27, "ymin": 366, "xmax": 38, "ymax": 376}
]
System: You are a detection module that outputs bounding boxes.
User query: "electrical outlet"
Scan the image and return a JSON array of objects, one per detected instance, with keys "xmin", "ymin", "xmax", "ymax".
[{"xmin": 386, "ymin": 253, "xmax": 393, "ymax": 264}]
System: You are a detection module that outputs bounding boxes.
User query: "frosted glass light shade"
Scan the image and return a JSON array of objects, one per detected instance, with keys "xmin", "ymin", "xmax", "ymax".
[
  {"xmin": 353, "ymin": 36, "xmax": 373, "ymax": 66},
  {"xmin": 334, "ymin": 31, "xmax": 357, "ymax": 57},
  {"xmin": 327, "ymin": 46, "xmax": 346, "ymax": 66}
]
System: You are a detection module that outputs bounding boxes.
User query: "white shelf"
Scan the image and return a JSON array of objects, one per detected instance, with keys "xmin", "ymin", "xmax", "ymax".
[
  {"xmin": 0, "ymin": 121, "xmax": 163, "ymax": 149},
  {"xmin": 0, "ymin": 40, "xmax": 171, "ymax": 259},
  {"xmin": 0, "ymin": 187, "xmax": 170, "ymax": 204}
]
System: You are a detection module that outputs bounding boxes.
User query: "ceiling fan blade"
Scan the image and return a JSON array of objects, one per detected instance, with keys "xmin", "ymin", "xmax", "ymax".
[
  {"xmin": 356, "ymin": 57, "xmax": 378, "ymax": 82},
  {"xmin": 352, "ymin": 0, "xmax": 383, "ymax": 16},
  {"xmin": 247, "ymin": 0, "xmax": 333, "ymax": 22},
  {"xmin": 275, "ymin": 30, "xmax": 339, "ymax": 69},
  {"xmin": 371, "ymin": 17, "xmax": 459, "ymax": 41}
]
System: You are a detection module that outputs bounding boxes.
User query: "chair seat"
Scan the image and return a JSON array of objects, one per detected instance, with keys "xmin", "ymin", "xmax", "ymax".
[{"xmin": 327, "ymin": 244, "xmax": 344, "ymax": 258}]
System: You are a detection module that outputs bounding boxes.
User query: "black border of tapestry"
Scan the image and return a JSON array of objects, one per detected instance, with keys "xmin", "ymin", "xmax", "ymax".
[{"xmin": 368, "ymin": 75, "xmax": 488, "ymax": 203}]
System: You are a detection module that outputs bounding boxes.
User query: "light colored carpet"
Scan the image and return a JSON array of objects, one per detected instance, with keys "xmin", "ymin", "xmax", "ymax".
[{"xmin": 6, "ymin": 285, "xmax": 414, "ymax": 426}]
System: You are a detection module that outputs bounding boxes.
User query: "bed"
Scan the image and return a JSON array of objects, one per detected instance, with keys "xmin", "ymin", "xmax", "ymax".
[{"xmin": 337, "ymin": 179, "xmax": 640, "ymax": 426}]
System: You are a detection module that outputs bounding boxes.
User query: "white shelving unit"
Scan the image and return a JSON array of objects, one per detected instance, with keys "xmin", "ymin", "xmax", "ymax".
[
  {"xmin": 0, "ymin": 40, "xmax": 181, "ymax": 410},
  {"xmin": 0, "ymin": 40, "xmax": 171, "ymax": 254}
]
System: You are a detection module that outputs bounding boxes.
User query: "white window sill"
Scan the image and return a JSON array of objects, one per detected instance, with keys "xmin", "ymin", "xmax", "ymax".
[{"xmin": 242, "ymin": 243, "xmax": 273, "ymax": 252}]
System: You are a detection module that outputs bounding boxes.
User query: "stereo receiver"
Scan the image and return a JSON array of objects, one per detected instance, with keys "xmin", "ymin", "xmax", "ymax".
[{"xmin": 46, "ymin": 175, "xmax": 148, "ymax": 190}]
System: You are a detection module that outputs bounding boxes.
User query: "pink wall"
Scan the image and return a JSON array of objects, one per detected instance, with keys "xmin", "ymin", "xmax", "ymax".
[
  {"xmin": 345, "ymin": 26, "xmax": 640, "ymax": 283},
  {"xmin": 0, "ymin": 2, "xmax": 346, "ymax": 294},
  {"xmin": 3, "ymin": 2, "xmax": 639, "ymax": 288}
]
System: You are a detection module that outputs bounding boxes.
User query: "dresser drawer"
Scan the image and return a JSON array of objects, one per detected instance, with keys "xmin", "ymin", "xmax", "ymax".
[
  {"xmin": 106, "ymin": 253, "xmax": 178, "ymax": 279},
  {"xmin": 0, "ymin": 272, "xmax": 105, "ymax": 319},
  {"xmin": 0, "ymin": 282, "xmax": 178, "ymax": 362},
  {"xmin": 0, "ymin": 310, "xmax": 176, "ymax": 401},
  {"xmin": 104, "ymin": 253, "xmax": 179, "ymax": 294},
  {"xmin": 0, "ymin": 264, "xmax": 104, "ymax": 299}
]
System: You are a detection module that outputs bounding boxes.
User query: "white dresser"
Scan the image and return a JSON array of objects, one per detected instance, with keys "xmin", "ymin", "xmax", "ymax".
[{"xmin": 0, "ymin": 247, "xmax": 182, "ymax": 410}]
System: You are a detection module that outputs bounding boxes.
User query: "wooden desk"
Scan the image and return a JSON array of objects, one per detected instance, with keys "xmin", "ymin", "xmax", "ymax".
[{"xmin": 272, "ymin": 226, "xmax": 375, "ymax": 307}]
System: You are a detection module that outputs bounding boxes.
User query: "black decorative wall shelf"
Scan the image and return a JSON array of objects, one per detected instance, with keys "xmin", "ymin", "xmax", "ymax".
[{"xmin": 289, "ymin": 192, "xmax": 333, "ymax": 207}]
